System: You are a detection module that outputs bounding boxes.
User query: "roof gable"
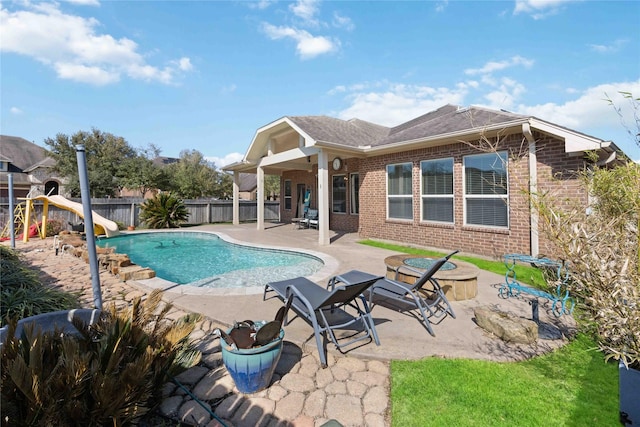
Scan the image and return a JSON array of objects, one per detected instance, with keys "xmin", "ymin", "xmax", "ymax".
[{"xmin": 0, "ymin": 135, "xmax": 50, "ymax": 172}]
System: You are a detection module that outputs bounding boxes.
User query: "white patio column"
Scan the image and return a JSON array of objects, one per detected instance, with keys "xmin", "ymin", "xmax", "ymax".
[
  {"xmin": 316, "ymin": 150, "xmax": 330, "ymax": 245},
  {"xmin": 232, "ymin": 171, "xmax": 240, "ymax": 225},
  {"xmin": 256, "ymin": 166, "xmax": 265, "ymax": 230}
]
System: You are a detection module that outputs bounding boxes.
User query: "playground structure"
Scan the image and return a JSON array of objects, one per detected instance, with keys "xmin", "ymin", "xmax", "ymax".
[{"xmin": 1, "ymin": 195, "xmax": 120, "ymax": 242}]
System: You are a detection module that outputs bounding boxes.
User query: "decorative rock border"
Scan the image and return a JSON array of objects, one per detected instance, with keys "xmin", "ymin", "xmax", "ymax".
[{"xmin": 57, "ymin": 232, "xmax": 156, "ymax": 281}]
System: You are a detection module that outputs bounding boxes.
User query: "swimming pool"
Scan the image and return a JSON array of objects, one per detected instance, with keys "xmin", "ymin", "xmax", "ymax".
[{"xmin": 96, "ymin": 231, "xmax": 324, "ymax": 288}]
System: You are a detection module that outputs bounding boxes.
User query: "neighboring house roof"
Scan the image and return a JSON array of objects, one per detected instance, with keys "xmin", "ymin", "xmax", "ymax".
[
  {"xmin": 153, "ymin": 156, "xmax": 180, "ymax": 166},
  {"xmin": 239, "ymin": 173, "xmax": 257, "ymax": 192},
  {"xmin": 0, "ymin": 135, "xmax": 51, "ymax": 172}
]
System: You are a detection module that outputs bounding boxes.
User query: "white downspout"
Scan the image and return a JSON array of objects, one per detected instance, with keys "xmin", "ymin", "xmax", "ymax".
[{"xmin": 523, "ymin": 122, "xmax": 539, "ymax": 256}]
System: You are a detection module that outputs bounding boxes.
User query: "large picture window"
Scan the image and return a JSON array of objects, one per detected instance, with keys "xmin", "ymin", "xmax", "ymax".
[
  {"xmin": 421, "ymin": 158, "xmax": 454, "ymax": 223},
  {"xmin": 284, "ymin": 180, "xmax": 292, "ymax": 210},
  {"xmin": 350, "ymin": 173, "xmax": 359, "ymax": 214},
  {"xmin": 387, "ymin": 163, "xmax": 413, "ymax": 220},
  {"xmin": 332, "ymin": 175, "xmax": 347, "ymax": 213},
  {"xmin": 463, "ymin": 152, "xmax": 508, "ymax": 227}
]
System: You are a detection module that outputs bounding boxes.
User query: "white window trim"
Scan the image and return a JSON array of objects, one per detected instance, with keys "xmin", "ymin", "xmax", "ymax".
[
  {"xmin": 420, "ymin": 157, "xmax": 454, "ymax": 224},
  {"xmin": 462, "ymin": 152, "xmax": 509, "ymax": 229},
  {"xmin": 386, "ymin": 162, "xmax": 413, "ymax": 221}
]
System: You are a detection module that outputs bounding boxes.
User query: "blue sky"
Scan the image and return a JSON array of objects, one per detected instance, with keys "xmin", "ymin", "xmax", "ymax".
[{"xmin": 2, "ymin": 0, "xmax": 639, "ymax": 165}]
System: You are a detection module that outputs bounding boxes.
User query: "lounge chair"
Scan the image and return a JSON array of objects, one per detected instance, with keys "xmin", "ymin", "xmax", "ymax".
[
  {"xmin": 264, "ymin": 270, "xmax": 382, "ymax": 367},
  {"xmin": 368, "ymin": 250, "xmax": 459, "ymax": 336}
]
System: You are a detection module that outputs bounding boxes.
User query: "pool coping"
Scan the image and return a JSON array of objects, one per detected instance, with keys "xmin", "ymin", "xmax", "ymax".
[{"xmin": 126, "ymin": 230, "xmax": 339, "ymax": 296}]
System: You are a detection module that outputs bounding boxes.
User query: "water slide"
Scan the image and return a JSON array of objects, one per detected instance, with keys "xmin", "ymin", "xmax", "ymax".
[{"xmin": 33, "ymin": 195, "xmax": 120, "ymax": 238}]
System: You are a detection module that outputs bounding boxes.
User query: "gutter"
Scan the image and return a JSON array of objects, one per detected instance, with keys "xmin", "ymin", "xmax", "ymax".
[{"xmin": 523, "ymin": 122, "xmax": 539, "ymax": 257}]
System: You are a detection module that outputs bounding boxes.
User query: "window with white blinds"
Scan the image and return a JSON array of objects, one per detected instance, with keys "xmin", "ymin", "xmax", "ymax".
[
  {"xmin": 463, "ymin": 152, "xmax": 508, "ymax": 227},
  {"xmin": 387, "ymin": 162, "xmax": 413, "ymax": 220},
  {"xmin": 421, "ymin": 158, "xmax": 454, "ymax": 223}
]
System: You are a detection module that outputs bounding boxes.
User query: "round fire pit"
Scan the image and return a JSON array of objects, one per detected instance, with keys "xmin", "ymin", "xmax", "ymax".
[{"xmin": 384, "ymin": 255, "xmax": 479, "ymax": 301}]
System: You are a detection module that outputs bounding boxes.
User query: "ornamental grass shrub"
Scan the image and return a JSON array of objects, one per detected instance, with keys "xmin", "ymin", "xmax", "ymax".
[
  {"xmin": 0, "ymin": 245, "xmax": 80, "ymax": 326},
  {"xmin": 1, "ymin": 289, "xmax": 202, "ymax": 426},
  {"xmin": 533, "ymin": 158, "xmax": 640, "ymax": 369}
]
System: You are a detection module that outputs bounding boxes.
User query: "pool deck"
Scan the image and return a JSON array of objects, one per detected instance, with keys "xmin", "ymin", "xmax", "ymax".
[
  {"xmin": 6, "ymin": 222, "xmax": 577, "ymax": 427},
  {"xmin": 136, "ymin": 222, "xmax": 575, "ymax": 363}
]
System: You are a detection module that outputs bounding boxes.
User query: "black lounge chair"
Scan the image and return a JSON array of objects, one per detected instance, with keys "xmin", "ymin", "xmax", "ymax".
[
  {"xmin": 264, "ymin": 271, "xmax": 382, "ymax": 367},
  {"xmin": 368, "ymin": 250, "xmax": 459, "ymax": 336}
]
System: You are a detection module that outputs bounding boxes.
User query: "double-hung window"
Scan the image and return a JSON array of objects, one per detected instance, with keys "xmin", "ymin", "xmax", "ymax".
[
  {"xmin": 464, "ymin": 152, "xmax": 508, "ymax": 227},
  {"xmin": 332, "ymin": 175, "xmax": 347, "ymax": 213},
  {"xmin": 284, "ymin": 180, "xmax": 292, "ymax": 210},
  {"xmin": 421, "ymin": 158, "xmax": 454, "ymax": 223},
  {"xmin": 387, "ymin": 163, "xmax": 413, "ymax": 220},
  {"xmin": 350, "ymin": 173, "xmax": 360, "ymax": 214}
]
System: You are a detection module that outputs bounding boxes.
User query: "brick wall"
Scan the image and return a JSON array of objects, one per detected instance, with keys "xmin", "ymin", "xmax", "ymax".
[
  {"xmin": 278, "ymin": 131, "xmax": 588, "ymax": 258},
  {"xmin": 358, "ymin": 132, "xmax": 588, "ymax": 258}
]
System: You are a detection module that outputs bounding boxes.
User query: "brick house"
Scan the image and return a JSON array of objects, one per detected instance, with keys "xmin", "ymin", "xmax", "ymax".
[
  {"xmin": 224, "ymin": 105, "xmax": 622, "ymax": 257},
  {"xmin": 0, "ymin": 135, "xmax": 66, "ymax": 198}
]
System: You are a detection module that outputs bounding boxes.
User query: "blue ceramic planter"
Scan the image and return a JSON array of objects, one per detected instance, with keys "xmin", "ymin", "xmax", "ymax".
[
  {"xmin": 220, "ymin": 323, "xmax": 284, "ymax": 394},
  {"xmin": 620, "ymin": 362, "xmax": 640, "ymax": 426}
]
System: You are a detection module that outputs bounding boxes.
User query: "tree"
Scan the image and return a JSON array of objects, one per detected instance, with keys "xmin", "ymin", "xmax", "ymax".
[
  {"xmin": 44, "ymin": 129, "xmax": 137, "ymax": 197},
  {"xmin": 265, "ymin": 175, "xmax": 281, "ymax": 200},
  {"xmin": 118, "ymin": 145, "xmax": 169, "ymax": 197},
  {"xmin": 165, "ymin": 149, "xmax": 218, "ymax": 199}
]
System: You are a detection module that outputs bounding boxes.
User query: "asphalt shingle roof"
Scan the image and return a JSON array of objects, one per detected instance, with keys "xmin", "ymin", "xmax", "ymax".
[{"xmin": 287, "ymin": 105, "xmax": 529, "ymax": 148}]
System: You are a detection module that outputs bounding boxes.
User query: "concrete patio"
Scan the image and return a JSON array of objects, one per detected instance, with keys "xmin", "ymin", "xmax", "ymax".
[{"xmin": 133, "ymin": 222, "xmax": 576, "ymax": 363}]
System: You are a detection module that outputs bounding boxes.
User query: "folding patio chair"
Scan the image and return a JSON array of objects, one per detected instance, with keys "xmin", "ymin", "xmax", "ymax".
[
  {"xmin": 264, "ymin": 271, "xmax": 382, "ymax": 367},
  {"xmin": 368, "ymin": 250, "xmax": 459, "ymax": 336}
]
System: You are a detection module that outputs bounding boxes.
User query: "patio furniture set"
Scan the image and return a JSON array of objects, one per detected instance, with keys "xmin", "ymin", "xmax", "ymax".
[{"xmin": 263, "ymin": 250, "xmax": 459, "ymax": 367}]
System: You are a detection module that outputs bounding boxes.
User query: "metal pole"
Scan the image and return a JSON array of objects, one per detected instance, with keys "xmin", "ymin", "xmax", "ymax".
[
  {"xmin": 8, "ymin": 173, "xmax": 15, "ymax": 248},
  {"xmin": 76, "ymin": 145, "xmax": 103, "ymax": 310}
]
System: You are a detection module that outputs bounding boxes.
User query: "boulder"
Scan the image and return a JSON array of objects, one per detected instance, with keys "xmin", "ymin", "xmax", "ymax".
[{"xmin": 474, "ymin": 306, "xmax": 538, "ymax": 344}]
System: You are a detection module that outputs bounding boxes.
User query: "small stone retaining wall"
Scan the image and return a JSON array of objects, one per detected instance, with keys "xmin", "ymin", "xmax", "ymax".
[{"xmin": 57, "ymin": 231, "xmax": 156, "ymax": 281}]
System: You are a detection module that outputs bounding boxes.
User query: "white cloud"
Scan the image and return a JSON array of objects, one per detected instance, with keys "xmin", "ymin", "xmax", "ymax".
[
  {"xmin": 289, "ymin": 0, "xmax": 320, "ymax": 25},
  {"xmin": 514, "ymin": 80, "xmax": 640, "ymax": 135},
  {"xmin": 206, "ymin": 152, "xmax": 245, "ymax": 169},
  {"xmin": 248, "ymin": 0, "xmax": 273, "ymax": 10},
  {"xmin": 332, "ymin": 12, "xmax": 354, "ymax": 31},
  {"xmin": 332, "ymin": 76, "xmax": 640, "ymax": 158},
  {"xmin": 261, "ymin": 23, "xmax": 338, "ymax": 59},
  {"xmin": 221, "ymin": 84, "xmax": 237, "ymax": 94},
  {"xmin": 465, "ymin": 56, "xmax": 534, "ymax": 76},
  {"xmin": 513, "ymin": 0, "xmax": 574, "ymax": 19},
  {"xmin": 65, "ymin": 0, "xmax": 101, "ymax": 5},
  {"xmin": 588, "ymin": 39, "xmax": 628, "ymax": 54},
  {"xmin": 10, "ymin": 107, "xmax": 23, "ymax": 114},
  {"xmin": 0, "ymin": 3, "xmax": 193, "ymax": 85},
  {"xmin": 335, "ymin": 82, "xmax": 468, "ymax": 126},
  {"xmin": 435, "ymin": 1, "xmax": 449, "ymax": 13}
]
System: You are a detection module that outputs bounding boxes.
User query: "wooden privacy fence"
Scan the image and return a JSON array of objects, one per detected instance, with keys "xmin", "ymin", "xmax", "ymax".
[{"xmin": 0, "ymin": 197, "xmax": 280, "ymax": 230}]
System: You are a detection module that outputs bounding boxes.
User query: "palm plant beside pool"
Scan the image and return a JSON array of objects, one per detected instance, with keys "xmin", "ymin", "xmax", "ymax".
[{"xmin": 139, "ymin": 192, "xmax": 190, "ymax": 229}]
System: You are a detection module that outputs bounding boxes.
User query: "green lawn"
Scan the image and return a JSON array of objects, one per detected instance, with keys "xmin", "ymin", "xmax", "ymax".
[
  {"xmin": 391, "ymin": 334, "xmax": 619, "ymax": 426},
  {"xmin": 357, "ymin": 240, "xmax": 619, "ymax": 426}
]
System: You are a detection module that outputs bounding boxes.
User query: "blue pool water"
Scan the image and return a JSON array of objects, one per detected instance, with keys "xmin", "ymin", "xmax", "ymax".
[{"xmin": 96, "ymin": 232, "xmax": 323, "ymax": 288}]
